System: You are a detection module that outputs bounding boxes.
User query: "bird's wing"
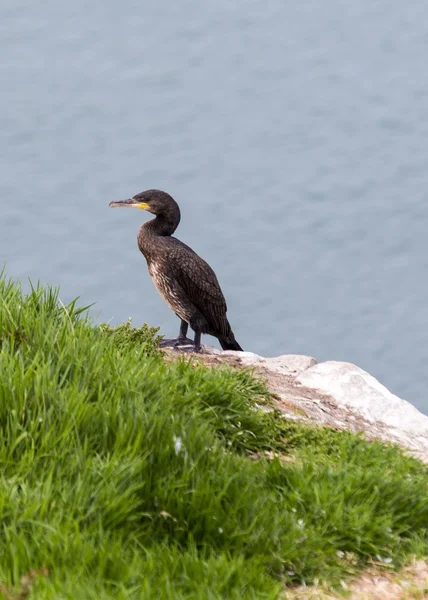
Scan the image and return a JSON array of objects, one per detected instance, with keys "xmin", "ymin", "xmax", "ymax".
[{"xmin": 169, "ymin": 242, "xmax": 229, "ymax": 336}]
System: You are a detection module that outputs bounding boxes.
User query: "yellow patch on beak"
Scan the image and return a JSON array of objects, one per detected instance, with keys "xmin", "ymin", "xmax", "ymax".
[{"xmin": 137, "ymin": 202, "xmax": 150, "ymax": 210}]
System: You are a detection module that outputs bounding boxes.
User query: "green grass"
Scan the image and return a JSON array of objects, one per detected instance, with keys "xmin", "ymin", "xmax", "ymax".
[{"xmin": 0, "ymin": 271, "xmax": 427, "ymax": 599}]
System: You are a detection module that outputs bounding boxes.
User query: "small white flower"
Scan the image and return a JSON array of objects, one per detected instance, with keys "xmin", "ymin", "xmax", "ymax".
[
  {"xmin": 336, "ymin": 550, "xmax": 345, "ymax": 558},
  {"xmin": 218, "ymin": 527, "xmax": 223, "ymax": 534},
  {"xmin": 173, "ymin": 435, "xmax": 182, "ymax": 455}
]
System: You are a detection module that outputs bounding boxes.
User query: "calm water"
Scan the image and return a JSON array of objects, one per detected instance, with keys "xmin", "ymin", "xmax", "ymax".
[{"xmin": 1, "ymin": 1, "xmax": 428, "ymax": 413}]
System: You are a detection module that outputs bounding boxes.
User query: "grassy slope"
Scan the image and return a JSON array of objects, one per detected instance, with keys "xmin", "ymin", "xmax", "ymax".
[{"xmin": 0, "ymin": 273, "xmax": 427, "ymax": 599}]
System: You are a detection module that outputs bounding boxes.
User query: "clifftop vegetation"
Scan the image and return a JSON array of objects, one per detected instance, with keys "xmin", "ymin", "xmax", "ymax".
[{"xmin": 0, "ymin": 272, "xmax": 427, "ymax": 599}]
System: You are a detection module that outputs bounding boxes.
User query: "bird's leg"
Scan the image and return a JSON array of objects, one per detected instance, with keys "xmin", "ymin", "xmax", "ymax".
[
  {"xmin": 173, "ymin": 319, "xmax": 194, "ymax": 347},
  {"xmin": 189, "ymin": 313, "xmax": 209, "ymax": 353},
  {"xmin": 160, "ymin": 319, "xmax": 193, "ymax": 348},
  {"xmin": 193, "ymin": 331, "xmax": 201, "ymax": 353},
  {"xmin": 177, "ymin": 320, "xmax": 189, "ymax": 343},
  {"xmin": 165, "ymin": 314, "xmax": 204, "ymax": 352}
]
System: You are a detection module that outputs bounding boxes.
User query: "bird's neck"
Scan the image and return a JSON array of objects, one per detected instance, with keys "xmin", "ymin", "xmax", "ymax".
[
  {"xmin": 137, "ymin": 214, "xmax": 179, "ymax": 261},
  {"xmin": 146, "ymin": 213, "xmax": 179, "ymax": 237}
]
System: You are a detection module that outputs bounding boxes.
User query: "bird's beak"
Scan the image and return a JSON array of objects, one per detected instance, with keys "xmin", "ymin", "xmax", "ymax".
[{"xmin": 109, "ymin": 199, "xmax": 149, "ymax": 210}]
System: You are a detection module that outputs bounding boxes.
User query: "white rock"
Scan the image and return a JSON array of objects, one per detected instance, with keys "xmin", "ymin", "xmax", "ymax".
[
  {"xmin": 184, "ymin": 345, "xmax": 428, "ymax": 461},
  {"xmin": 296, "ymin": 361, "xmax": 428, "ymax": 438},
  {"xmin": 221, "ymin": 351, "xmax": 317, "ymax": 377}
]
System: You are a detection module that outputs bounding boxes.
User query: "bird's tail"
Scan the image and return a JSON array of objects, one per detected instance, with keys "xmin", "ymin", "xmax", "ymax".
[{"xmin": 219, "ymin": 336, "xmax": 243, "ymax": 352}]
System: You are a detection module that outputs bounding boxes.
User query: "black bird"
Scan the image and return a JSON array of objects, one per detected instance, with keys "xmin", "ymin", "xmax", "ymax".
[{"xmin": 109, "ymin": 189, "xmax": 243, "ymax": 353}]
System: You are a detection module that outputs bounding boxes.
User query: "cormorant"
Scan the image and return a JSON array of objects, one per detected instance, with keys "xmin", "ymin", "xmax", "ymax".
[{"xmin": 109, "ymin": 189, "xmax": 243, "ymax": 353}]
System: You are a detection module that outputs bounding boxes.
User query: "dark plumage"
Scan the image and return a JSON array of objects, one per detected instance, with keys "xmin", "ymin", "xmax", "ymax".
[{"xmin": 109, "ymin": 189, "xmax": 243, "ymax": 353}]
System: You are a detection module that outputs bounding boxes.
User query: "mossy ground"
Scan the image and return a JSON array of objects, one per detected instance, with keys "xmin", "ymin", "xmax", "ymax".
[{"xmin": 0, "ymin": 272, "xmax": 427, "ymax": 599}]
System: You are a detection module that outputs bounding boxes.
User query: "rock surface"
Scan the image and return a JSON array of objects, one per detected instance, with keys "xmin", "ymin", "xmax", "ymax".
[
  {"xmin": 182, "ymin": 345, "xmax": 428, "ymax": 463},
  {"xmin": 296, "ymin": 361, "xmax": 428, "ymax": 435}
]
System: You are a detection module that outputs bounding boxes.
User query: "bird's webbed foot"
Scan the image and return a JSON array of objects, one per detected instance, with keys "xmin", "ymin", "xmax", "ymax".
[
  {"xmin": 160, "ymin": 322, "xmax": 202, "ymax": 353},
  {"xmin": 174, "ymin": 336, "xmax": 195, "ymax": 347},
  {"xmin": 175, "ymin": 345, "xmax": 201, "ymax": 354},
  {"xmin": 159, "ymin": 337, "xmax": 195, "ymax": 350},
  {"xmin": 159, "ymin": 338, "xmax": 178, "ymax": 348},
  {"xmin": 175, "ymin": 337, "xmax": 200, "ymax": 353}
]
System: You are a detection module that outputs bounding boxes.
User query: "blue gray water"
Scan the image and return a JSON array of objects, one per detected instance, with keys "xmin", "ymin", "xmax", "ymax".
[{"xmin": 1, "ymin": 1, "xmax": 428, "ymax": 413}]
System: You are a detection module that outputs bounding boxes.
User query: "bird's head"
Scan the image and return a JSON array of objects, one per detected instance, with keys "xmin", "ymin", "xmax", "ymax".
[{"xmin": 109, "ymin": 189, "xmax": 176, "ymax": 216}]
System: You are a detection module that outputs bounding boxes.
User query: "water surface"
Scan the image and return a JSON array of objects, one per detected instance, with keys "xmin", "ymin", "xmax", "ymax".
[{"xmin": 1, "ymin": 1, "xmax": 428, "ymax": 412}]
